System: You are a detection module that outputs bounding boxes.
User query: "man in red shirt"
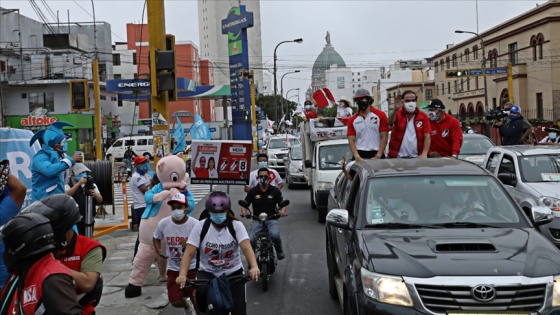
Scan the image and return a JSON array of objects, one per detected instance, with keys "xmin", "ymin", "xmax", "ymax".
[
  {"xmin": 387, "ymin": 90, "xmax": 431, "ymax": 158},
  {"xmin": 426, "ymin": 99, "xmax": 463, "ymax": 158},
  {"xmin": 347, "ymin": 88, "xmax": 389, "ymax": 162}
]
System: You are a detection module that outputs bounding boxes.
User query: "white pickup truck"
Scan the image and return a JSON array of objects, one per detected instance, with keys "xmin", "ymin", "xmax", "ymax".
[{"xmin": 301, "ymin": 119, "xmax": 352, "ymax": 223}]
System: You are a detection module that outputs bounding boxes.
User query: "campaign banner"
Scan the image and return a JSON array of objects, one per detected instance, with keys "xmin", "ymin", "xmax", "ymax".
[
  {"xmin": 0, "ymin": 128, "xmax": 42, "ymax": 208},
  {"xmin": 190, "ymin": 140, "xmax": 252, "ymax": 185}
]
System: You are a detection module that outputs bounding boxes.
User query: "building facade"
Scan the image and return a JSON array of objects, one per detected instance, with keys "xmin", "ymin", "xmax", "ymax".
[
  {"xmin": 432, "ymin": 0, "xmax": 560, "ymax": 122},
  {"xmin": 197, "ymin": 0, "xmax": 264, "ymax": 91},
  {"xmin": 310, "ymin": 32, "xmax": 347, "ymax": 98}
]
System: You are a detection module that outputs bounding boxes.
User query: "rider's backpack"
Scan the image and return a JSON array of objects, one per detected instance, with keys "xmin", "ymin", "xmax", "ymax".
[{"xmin": 207, "ymin": 274, "xmax": 234, "ymax": 313}]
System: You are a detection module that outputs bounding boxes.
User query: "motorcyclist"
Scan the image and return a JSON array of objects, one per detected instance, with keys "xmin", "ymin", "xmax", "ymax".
[
  {"xmin": 22, "ymin": 194, "xmax": 106, "ymax": 315},
  {"xmin": 539, "ymin": 127, "xmax": 560, "ymax": 145},
  {"xmin": 240, "ymin": 168, "xmax": 287, "ymax": 260}
]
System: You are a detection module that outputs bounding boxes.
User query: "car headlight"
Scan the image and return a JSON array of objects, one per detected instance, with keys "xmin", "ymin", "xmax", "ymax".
[
  {"xmin": 360, "ymin": 268, "xmax": 413, "ymax": 307},
  {"xmin": 289, "ymin": 164, "xmax": 300, "ymax": 173},
  {"xmin": 539, "ymin": 196, "xmax": 560, "ymax": 211},
  {"xmin": 553, "ymin": 275, "xmax": 560, "ymax": 307},
  {"xmin": 268, "ymin": 154, "xmax": 277, "ymax": 159},
  {"xmin": 316, "ymin": 181, "xmax": 334, "ymax": 191}
]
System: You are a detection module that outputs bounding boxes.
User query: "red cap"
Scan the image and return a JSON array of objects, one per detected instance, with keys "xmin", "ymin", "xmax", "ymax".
[{"xmin": 134, "ymin": 156, "xmax": 148, "ymax": 165}]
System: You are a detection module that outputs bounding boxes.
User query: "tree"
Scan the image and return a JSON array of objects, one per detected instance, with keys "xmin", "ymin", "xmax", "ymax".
[{"xmin": 255, "ymin": 94, "xmax": 297, "ymax": 122}]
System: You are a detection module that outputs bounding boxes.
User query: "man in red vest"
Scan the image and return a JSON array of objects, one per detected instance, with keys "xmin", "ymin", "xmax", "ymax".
[
  {"xmin": 0, "ymin": 212, "xmax": 82, "ymax": 314},
  {"xmin": 426, "ymin": 99, "xmax": 463, "ymax": 158},
  {"xmin": 23, "ymin": 194, "xmax": 106, "ymax": 315},
  {"xmin": 387, "ymin": 90, "xmax": 431, "ymax": 158}
]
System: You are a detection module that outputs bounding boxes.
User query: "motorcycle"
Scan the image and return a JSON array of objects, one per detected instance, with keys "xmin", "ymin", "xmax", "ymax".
[{"xmin": 238, "ymin": 199, "xmax": 290, "ymax": 291}]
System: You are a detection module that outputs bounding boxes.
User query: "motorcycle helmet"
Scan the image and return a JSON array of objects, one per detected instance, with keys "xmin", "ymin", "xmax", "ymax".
[
  {"xmin": 1, "ymin": 212, "xmax": 55, "ymax": 272},
  {"xmin": 22, "ymin": 194, "xmax": 81, "ymax": 245},
  {"xmin": 353, "ymin": 88, "xmax": 373, "ymax": 104},
  {"xmin": 205, "ymin": 191, "xmax": 231, "ymax": 213},
  {"xmin": 509, "ymin": 105, "xmax": 521, "ymax": 114}
]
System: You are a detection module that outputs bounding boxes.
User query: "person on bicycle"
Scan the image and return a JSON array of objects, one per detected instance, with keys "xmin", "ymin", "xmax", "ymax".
[
  {"xmin": 123, "ymin": 146, "xmax": 137, "ymax": 178},
  {"xmin": 176, "ymin": 191, "xmax": 259, "ymax": 315},
  {"xmin": 240, "ymin": 168, "xmax": 287, "ymax": 260}
]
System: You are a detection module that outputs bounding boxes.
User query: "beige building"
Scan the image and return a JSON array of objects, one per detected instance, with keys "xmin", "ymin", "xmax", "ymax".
[{"xmin": 432, "ymin": 0, "xmax": 560, "ymax": 121}]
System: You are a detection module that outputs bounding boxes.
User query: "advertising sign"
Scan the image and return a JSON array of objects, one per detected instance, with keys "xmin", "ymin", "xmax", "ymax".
[
  {"xmin": 0, "ymin": 128, "xmax": 42, "ymax": 208},
  {"xmin": 21, "ymin": 108, "xmax": 58, "ymax": 129},
  {"xmin": 190, "ymin": 140, "xmax": 251, "ymax": 185}
]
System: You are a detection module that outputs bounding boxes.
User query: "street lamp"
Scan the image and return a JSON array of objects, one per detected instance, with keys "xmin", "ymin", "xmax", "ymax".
[
  {"xmin": 285, "ymin": 87, "xmax": 300, "ymax": 119},
  {"xmin": 273, "ymin": 38, "xmax": 303, "ymax": 126},
  {"xmin": 455, "ymin": 30, "xmax": 489, "ymax": 137},
  {"xmin": 280, "ymin": 70, "xmax": 300, "ymax": 124}
]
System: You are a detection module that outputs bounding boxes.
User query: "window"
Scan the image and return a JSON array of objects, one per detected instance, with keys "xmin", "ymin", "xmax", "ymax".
[
  {"xmin": 467, "ymin": 77, "xmax": 470, "ymax": 91},
  {"xmin": 114, "ymin": 74, "xmax": 121, "ymax": 80},
  {"xmin": 460, "ymin": 78, "xmax": 464, "ymax": 92},
  {"xmin": 446, "ymin": 57, "xmax": 450, "ymax": 69},
  {"xmin": 148, "ymin": 139, "xmax": 153, "ymax": 145},
  {"xmin": 112, "ymin": 54, "xmax": 121, "ymax": 66},
  {"xmin": 442, "ymin": 83, "xmax": 445, "ymax": 95},
  {"xmin": 436, "ymin": 85, "xmax": 439, "ymax": 96},
  {"xmin": 452, "ymin": 54, "xmax": 457, "ymax": 67},
  {"xmin": 475, "ymin": 77, "xmax": 479, "ymax": 90},
  {"xmin": 447, "ymin": 82, "xmax": 451, "ymax": 94},
  {"xmin": 100, "ymin": 95, "xmax": 107, "ymax": 100},
  {"xmin": 485, "ymin": 152, "xmax": 501, "ymax": 173},
  {"xmin": 498, "ymin": 154, "xmax": 515, "ymax": 174},
  {"xmin": 132, "ymin": 52, "xmax": 137, "ymax": 65},
  {"xmin": 125, "ymin": 140, "xmax": 135, "ymax": 147},
  {"xmin": 137, "ymin": 139, "xmax": 147, "ymax": 145},
  {"xmin": 465, "ymin": 49, "xmax": 470, "ymax": 62},
  {"xmin": 28, "ymin": 92, "xmax": 54, "ymax": 112},
  {"xmin": 426, "ymin": 89, "xmax": 433, "ymax": 100},
  {"xmin": 440, "ymin": 59, "xmax": 444, "ymax": 71},
  {"xmin": 508, "ymin": 42, "xmax": 518, "ymax": 65},
  {"xmin": 111, "ymin": 96, "xmax": 117, "ymax": 101},
  {"xmin": 537, "ymin": 92, "xmax": 543, "ymax": 118},
  {"xmin": 434, "ymin": 61, "xmax": 439, "ymax": 73},
  {"xmin": 117, "ymin": 100, "xmax": 123, "ymax": 107},
  {"xmin": 538, "ymin": 36, "xmax": 544, "ymax": 60},
  {"xmin": 473, "ymin": 45, "xmax": 479, "ymax": 60}
]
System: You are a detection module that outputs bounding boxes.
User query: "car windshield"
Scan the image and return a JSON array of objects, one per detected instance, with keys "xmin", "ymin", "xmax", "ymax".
[
  {"xmin": 362, "ymin": 175, "xmax": 524, "ymax": 228},
  {"xmin": 269, "ymin": 138, "xmax": 299, "ymax": 149},
  {"xmin": 519, "ymin": 155, "xmax": 560, "ymax": 182},
  {"xmin": 319, "ymin": 144, "xmax": 352, "ymax": 170},
  {"xmin": 291, "ymin": 147, "xmax": 303, "ymax": 160},
  {"xmin": 460, "ymin": 137, "xmax": 494, "ymax": 155}
]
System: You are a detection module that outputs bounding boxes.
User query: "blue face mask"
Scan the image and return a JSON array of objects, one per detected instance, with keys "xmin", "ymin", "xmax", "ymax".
[
  {"xmin": 453, "ymin": 192, "xmax": 469, "ymax": 204},
  {"xmin": 75, "ymin": 173, "xmax": 87, "ymax": 180},
  {"xmin": 509, "ymin": 114, "xmax": 519, "ymax": 120},
  {"xmin": 139, "ymin": 163, "xmax": 150, "ymax": 173},
  {"xmin": 209, "ymin": 212, "xmax": 227, "ymax": 224},
  {"xmin": 258, "ymin": 161, "xmax": 268, "ymax": 168}
]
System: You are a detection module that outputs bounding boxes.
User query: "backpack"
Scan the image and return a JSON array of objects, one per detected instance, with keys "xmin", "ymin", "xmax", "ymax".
[{"xmin": 206, "ymin": 274, "xmax": 234, "ymax": 313}]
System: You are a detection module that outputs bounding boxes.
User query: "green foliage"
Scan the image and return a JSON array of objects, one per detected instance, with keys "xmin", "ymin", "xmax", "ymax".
[{"xmin": 255, "ymin": 94, "xmax": 297, "ymax": 121}]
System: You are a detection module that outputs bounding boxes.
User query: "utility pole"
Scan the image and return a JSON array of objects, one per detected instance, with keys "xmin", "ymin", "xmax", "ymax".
[
  {"xmin": 249, "ymin": 70, "xmax": 257, "ymax": 152},
  {"xmin": 90, "ymin": 1, "xmax": 102, "ymax": 161},
  {"xmin": 507, "ymin": 62, "xmax": 514, "ymax": 103},
  {"xmin": 147, "ymin": 0, "xmax": 170, "ymax": 165}
]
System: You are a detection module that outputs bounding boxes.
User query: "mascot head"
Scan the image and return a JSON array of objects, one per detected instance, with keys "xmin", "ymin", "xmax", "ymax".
[
  {"xmin": 156, "ymin": 155, "xmax": 188, "ymax": 190},
  {"xmin": 29, "ymin": 121, "xmax": 73, "ymax": 154}
]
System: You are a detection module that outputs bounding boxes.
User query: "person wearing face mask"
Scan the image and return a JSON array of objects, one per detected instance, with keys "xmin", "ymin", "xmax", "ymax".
[
  {"xmin": 365, "ymin": 188, "xmax": 418, "ymax": 223},
  {"xmin": 176, "ymin": 191, "xmax": 259, "ymax": 315},
  {"xmin": 387, "ymin": 90, "xmax": 431, "ymax": 158},
  {"xmin": 439, "ymin": 188, "xmax": 485, "ymax": 220},
  {"xmin": 30, "ymin": 121, "xmax": 83, "ymax": 202},
  {"xmin": 153, "ymin": 193, "xmax": 199, "ymax": 313},
  {"xmin": 130, "ymin": 156, "xmax": 153, "ymax": 258},
  {"xmin": 496, "ymin": 105, "xmax": 524, "ymax": 145},
  {"xmin": 336, "ymin": 96, "xmax": 353, "ymax": 118},
  {"xmin": 303, "ymin": 100, "xmax": 318, "ymax": 120},
  {"xmin": 347, "ymin": 88, "xmax": 389, "ymax": 162},
  {"xmin": 539, "ymin": 127, "xmax": 560, "ymax": 145},
  {"xmin": 503, "ymin": 102, "xmax": 534, "ymax": 144},
  {"xmin": 65, "ymin": 163, "xmax": 103, "ymax": 236},
  {"xmin": 241, "ymin": 168, "xmax": 287, "ymax": 260},
  {"xmin": 425, "ymin": 99, "xmax": 463, "ymax": 158},
  {"xmin": 244, "ymin": 153, "xmax": 283, "ymax": 192}
]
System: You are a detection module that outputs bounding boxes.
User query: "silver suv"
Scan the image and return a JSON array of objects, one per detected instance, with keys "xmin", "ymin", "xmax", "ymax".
[
  {"xmin": 265, "ymin": 135, "xmax": 300, "ymax": 175},
  {"xmin": 483, "ymin": 145, "xmax": 560, "ymax": 247}
]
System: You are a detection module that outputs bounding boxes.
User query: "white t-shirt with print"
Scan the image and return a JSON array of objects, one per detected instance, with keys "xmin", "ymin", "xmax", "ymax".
[
  {"xmin": 247, "ymin": 168, "xmax": 282, "ymax": 188},
  {"xmin": 130, "ymin": 171, "xmax": 152, "ymax": 208},
  {"xmin": 187, "ymin": 219, "xmax": 249, "ymax": 276},
  {"xmin": 154, "ymin": 216, "xmax": 199, "ymax": 271}
]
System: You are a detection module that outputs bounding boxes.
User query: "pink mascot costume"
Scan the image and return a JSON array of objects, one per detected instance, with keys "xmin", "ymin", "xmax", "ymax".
[{"xmin": 125, "ymin": 155, "xmax": 192, "ymax": 298}]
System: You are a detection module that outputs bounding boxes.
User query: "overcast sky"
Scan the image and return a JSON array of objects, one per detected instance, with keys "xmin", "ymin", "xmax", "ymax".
[{"xmin": 1, "ymin": 0, "xmax": 548, "ymax": 101}]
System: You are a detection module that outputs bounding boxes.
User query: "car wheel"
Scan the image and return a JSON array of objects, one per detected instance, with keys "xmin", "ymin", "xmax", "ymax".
[
  {"xmin": 326, "ymin": 238, "xmax": 338, "ymax": 300},
  {"xmin": 310, "ymin": 189, "xmax": 317, "ymax": 209},
  {"xmin": 318, "ymin": 207, "xmax": 327, "ymax": 223},
  {"xmin": 143, "ymin": 153, "xmax": 152, "ymax": 161},
  {"xmin": 105, "ymin": 154, "xmax": 112, "ymax": 161}
]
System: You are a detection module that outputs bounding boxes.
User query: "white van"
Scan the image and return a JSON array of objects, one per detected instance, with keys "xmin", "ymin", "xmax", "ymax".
[{"xmin": 106, "ymin": 136, "xmax": 154, "ymax": 161}]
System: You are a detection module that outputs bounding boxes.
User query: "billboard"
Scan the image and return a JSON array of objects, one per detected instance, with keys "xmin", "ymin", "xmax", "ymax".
[{"xmin": 190, "ymin": 140, "xmax": 252, "ymax": 185}]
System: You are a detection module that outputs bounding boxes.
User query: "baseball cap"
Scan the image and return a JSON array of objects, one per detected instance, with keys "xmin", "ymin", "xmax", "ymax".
[
  {"xmin": 72, "ymin": 163, "xmax": 91, "ymax": 175},
  {"xmin": 426, "ymin": 99, "xmax": 445, "ymax": 110},
  {"xmin": 167, "ymin": 193, "xmax": 187, "ymax": 206},
  {"xmin": 134, "ymin": 156, "xmax": 148, "ymax": 165},
  {"xmin": 545, "ymin": 127, "xmax": 560, "ymax": 133}
]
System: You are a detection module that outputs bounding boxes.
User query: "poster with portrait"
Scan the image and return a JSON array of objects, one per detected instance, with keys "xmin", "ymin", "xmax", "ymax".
[{"xmin": 190, "ymin": 140, "xmax": 252, "ymax": 185}]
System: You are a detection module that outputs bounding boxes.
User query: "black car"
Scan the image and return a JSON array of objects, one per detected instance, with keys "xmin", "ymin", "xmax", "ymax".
[{"xmin": 326, "ymin": 158, "xmax": 560, "ymax": 315}]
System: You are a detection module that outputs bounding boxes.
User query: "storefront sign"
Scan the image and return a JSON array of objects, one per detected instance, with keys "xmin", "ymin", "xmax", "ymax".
[{"xmin": 20, "ymin": 108, "xmax": 57, "ymax": 127}]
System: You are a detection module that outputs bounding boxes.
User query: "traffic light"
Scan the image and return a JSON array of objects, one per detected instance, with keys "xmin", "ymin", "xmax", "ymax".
[
  {"xmin": 243, "ymin": 109, "xmax": 251, "ymax": 121},
  {"xmin": 240, "ymin": 69, "xmax": 253, "ymax": 80},
  {"xmin": 149, "ymin": 34, "xmax": 177, "ymax": 99},
  {"xmin": 165, "ymin": 35, "xmax": 177, "ymax": 101},
  {"xmin": 446, "ymin": 70, "xmax": 470, "ymax": 78},
  {"xmin": 69, "ymin": 79, "xmax": 89, "ymax": 111}
]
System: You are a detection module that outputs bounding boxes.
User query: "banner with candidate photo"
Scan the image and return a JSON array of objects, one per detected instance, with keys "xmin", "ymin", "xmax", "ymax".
[{"xmin": 190, "ymin": 140, "xmax": 252, "ymax": 185}]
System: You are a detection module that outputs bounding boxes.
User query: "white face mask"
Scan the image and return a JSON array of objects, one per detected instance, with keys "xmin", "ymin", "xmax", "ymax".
[
  {"xmin": 171, "ymin": 209, "xmax": 186, "ymax": 221},
  {"xmin": 549, "ymin": 132, "xmax": 557, "ymax": 139},
  {"xmin": 404, "ymin": 102, "xmax": 416, "ymax": 113}
]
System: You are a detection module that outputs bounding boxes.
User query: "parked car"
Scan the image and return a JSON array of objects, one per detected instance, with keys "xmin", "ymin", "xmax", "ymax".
[
  {"xmin": 105, "ymin": 135, "xmax": 154, "ymax": 161},
  {"xmin": 326, "ymin": 158, "xmax": 560, "ymax": 314},
  {"xmin": 458, "ymin": 133, "xmax": 495, "ymax": 165},
  {"xmin": 265, "ymin": 135, "xmax": 300, "ymax": 175},
  {"xmin": 283, "ymin": 145, "xmax": 306, "ymax": 189},
  {"xmin": 482, "ymin": 145, "xmax": 560, "ymax": 247}
]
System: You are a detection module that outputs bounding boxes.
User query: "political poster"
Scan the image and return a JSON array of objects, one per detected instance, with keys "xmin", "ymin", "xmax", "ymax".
[
  {"xmin": 190, "ymin": 140, "xmax": 252, "ymax": 185},
  {"xmin": 0, "ymin": 128, "xmax": 42, "ymax": 208}
]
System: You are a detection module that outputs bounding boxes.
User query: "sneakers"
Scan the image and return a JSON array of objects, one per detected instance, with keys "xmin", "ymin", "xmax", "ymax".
[{"xmin": 277, "ymin": 249, "xmax": 285, "ymax": 260}]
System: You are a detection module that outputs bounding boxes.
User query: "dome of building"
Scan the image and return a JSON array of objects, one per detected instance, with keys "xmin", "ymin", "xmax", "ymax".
[{"xmin": 312, "ymin": 32, "xmax": 346, "ymax": 78}]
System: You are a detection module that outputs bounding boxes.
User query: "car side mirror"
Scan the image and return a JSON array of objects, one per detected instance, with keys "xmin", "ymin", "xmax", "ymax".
[
  {"xmin": 304, "ymin": 160, "xmax": 313, "ymax": 168},
  {"xmin": 531, "ymin": 206, "xmax": 554, "ymax": 226},
  {"xmin": 326, "ymin": 209, "xmax": 350, "ymax": 229},
  {"xmin": 497, "ymin": 173, "xmax": 517, "ymax": 186},
  {"xmin": 238, "ymin": 200, "xmax": 250, "ymax": 208}
]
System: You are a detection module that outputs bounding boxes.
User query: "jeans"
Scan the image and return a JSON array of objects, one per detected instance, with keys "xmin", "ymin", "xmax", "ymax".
[
  {"xmin": 249, "ymin": 219, "xmax": 282, "ymax": 253},
  {"xmin": 123, "ymin": 158, "xmax": 133, "ymax": 170},
  {"xmin": 133, "ymin": 206, "xmax": 145, "ymax": 258}
]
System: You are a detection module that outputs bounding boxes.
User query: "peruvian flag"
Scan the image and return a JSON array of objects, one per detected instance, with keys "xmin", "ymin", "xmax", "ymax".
[{"xmin": 312, "ymin": 87, "xmax": 336, "ymax": 109}]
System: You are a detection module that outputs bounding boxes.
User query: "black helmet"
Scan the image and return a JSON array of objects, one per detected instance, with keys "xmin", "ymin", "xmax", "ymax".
[
  {"xmin": 1, "ymin": 212, "xmax": 55, "ymax": 271},
  {"xmin": 353, "ymin": 88, "xmax": 372, "ymax": 100},
  {"xmin": 21, "ymin": 194, "xmax": 81, "ymax": 244}
]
